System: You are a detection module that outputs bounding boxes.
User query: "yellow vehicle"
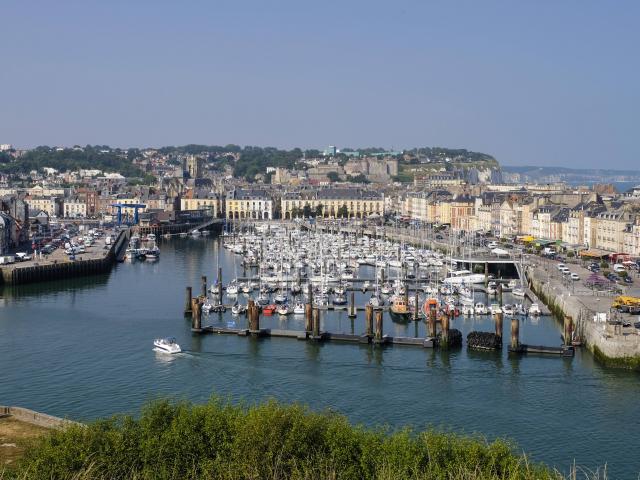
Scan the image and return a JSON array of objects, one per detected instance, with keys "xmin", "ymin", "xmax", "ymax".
[{"xmin": 612, "ymin": 296, "xmax": 640, "ymax": 310}]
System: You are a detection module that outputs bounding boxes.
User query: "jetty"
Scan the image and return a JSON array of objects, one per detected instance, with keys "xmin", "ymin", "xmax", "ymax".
[{"xmin": 0, "ymin": 229, "xmax": 129, "ymax": 286}]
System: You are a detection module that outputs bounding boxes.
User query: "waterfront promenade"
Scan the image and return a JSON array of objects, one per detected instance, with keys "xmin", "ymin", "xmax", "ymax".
[{"xmin": 526, "ymin": 258, "xmax": 640, "ymax": 366}]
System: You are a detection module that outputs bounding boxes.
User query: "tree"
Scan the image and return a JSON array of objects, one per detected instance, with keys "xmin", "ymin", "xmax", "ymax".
[
  {"xmin": 302, "ymin": 204, "xmax": 312, "ymax": 218},
  {"xmin": 291, "ymin": 206, "xmax": 301, "ymax": 218},
  {"xmin": 315, "ymin": 204, "xmax": 324, "ymax": 217},
  {"xmin": 337, "ymin": 205, "xmax": 349, "ymax": 218},
  {"xmin": 327, "ymin": 171, "xmax": 341, "ymax": 182},
  {"xmin": 347, "ymin": 173, "xmax": 369, "ymax": 183}
]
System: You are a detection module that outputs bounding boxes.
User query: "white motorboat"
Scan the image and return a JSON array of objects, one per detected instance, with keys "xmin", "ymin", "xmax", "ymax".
[
  {"xmin": 369, "ymin": 294, "xmax": 384, "ymax": 307},
  {"xmin": 501, "ymin": 304, "xmax": 515, "ymax": 316},
  {"xmin": 442, "ymin": 273, "xmax": 487, "ymax": 285},
  {"xmin": 153, "ymin": 337, "xmax": 181, "ymax": 354},
  {"xmin": 332, "ymin": 294, "xmax": 347, "ymax": 306},
  {"xmin": 512, "ymin": 287, "xmax": 525, "ymax": 297},
  {"xmin": 461, "ymin": 304, "xmax": 475, "ymax": 315},
  {"xmin": 226, "ymin": 282, "xmax": 239, "ymax": 296},
  {"xmin": 277, "ymin": 304, "xmax": 292, "ymax": 315},
  {"xmin": 487, "ymin": 282, "xmax": 498, "ymax": 295},
  {"xmin": 490, "ymin": 303, "xmax": 502, "ymax": 315},
  {"xmin": 528, "ymin": 303, "xmax": 542, "ymax": 316},
  {"xmin": 201, "ymin": 300, "xmax": 213, "ymax": 313},
  {"xmin": 231, "ymin": 303, "xmax": 247, "ymax": 315},
  {"xmin": 474, "ymin": 302, "xmax": 489, "ymax": 315},
  {"xmin": 274, "ymin": 292, "xmax": 288, "ymax": 304},
  {"xmin": 146, "ymin": 245, "xmax": 160, "ymax": 260},
  {"xmin": 362, "ymin": 280, "xmax": 371, "ymax": 292},
  {"xmin": 191, "ymin": 229, "xmax": 201, "ymax": 237},
  {"xmin": 293, "ymin": 302, "xmax": 305, "ymax": 314}
]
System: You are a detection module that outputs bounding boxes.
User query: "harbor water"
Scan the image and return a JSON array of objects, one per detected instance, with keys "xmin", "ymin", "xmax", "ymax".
[{"xmin": 1, "ymin": 236, "xmax": 639, "ymax": 477}]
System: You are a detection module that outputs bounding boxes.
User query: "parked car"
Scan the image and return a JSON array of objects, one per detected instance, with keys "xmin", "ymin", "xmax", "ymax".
[
  {"xmin": 557, "ymin": 263, "xmax": 566, "ymax": 270},
  {"xmin": 15, "ymin": 252, "xmax": 32, "ymax": 262},
  {"xmin": 570, "ymin": 273, "xmax": 580, "ymax": 281},
  {"xmin": 623, "ymin": 276, "xmax": 633, "ymax": 284}
]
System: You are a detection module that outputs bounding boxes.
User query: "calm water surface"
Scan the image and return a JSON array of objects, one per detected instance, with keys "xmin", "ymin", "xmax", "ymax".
[{"xmin": 1, "ymin": 237, "xmax": 639, "ymax": 478}]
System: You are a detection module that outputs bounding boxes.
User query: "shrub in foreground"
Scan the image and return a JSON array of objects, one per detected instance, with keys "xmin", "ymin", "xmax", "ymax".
[{"xmin": 12, "ymin": 397, "xmax": 562, "ymax": 480}]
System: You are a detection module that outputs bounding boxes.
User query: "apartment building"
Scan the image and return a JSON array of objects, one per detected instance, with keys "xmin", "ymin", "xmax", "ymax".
[
  {"xmin": 25, "ymin": 196, "xmax": 61, "ymax": 217},
  {"xmin": 63, "ymin": 197, "xmax": 87, "ymax": 218},
  {"xmin": 281, "ymin": 188, "xmax": 383, "ymax": 219},
  {"xmin": 226, "ymin": 188, "xmax": 273, "ymax": 220},
  {"xmin": 180, "ymin": 190, "xmax": 220, "ymax": 217}
]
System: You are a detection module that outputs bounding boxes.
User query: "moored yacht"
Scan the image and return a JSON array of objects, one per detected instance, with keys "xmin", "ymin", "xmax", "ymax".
[{"xmin": 528, "ymin": 303, "xmax": 542, "ymax": 316}]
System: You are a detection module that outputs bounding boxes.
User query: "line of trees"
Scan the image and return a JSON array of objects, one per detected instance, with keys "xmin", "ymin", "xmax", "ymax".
[{"xmin": 289, "ymin": 203, "xmax": 351, "ymax": 218}]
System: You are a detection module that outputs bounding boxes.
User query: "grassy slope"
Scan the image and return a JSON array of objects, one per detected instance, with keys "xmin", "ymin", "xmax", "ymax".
[{"xmin": 5, "ymin": 397, "xmax": 568, "ymax": 480}]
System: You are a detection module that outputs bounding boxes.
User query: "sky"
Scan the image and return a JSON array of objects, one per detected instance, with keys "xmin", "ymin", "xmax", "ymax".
[{"xmin": 1, "ymin": 0, "xmax": 639, "ymax": 169}]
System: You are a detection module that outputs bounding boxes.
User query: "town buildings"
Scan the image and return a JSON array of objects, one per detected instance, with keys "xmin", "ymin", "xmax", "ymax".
[{"xmin": 281, "ymin": 188, "xmax": 384, "ymax": 219}]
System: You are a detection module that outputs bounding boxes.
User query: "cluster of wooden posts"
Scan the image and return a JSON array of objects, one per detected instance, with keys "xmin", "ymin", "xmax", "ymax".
[{"xmin": 181, "ymin": 270, "xmax": 574, "ymax": 356}]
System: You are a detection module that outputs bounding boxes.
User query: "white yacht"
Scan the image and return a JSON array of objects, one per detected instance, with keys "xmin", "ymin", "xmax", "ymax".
[
  {"xmin": 528, "ymin": 303, "xmax": 542, "ymax": 316},
  {"xmin": 277, "ymin": 304, "xmax": 292, "ymax": 315},
  {"xmin": 293, "ymin": 302, "xmax": 305, "ymax": 314},
  {"xmin": 474, "ymin": 302, "xmax": 488, "ymax": 315},
  {"xmin": 226, "ymin": 282, "xmax": 239, "ymax": 296},
  {"xmin": 153, "ymin": 337, "xmax": 181, "ymax": 354},
  {"xmin": 461, "ymin": 304, "xmax": 475, "ymax": 315},
  {"xmin": 231, "ymin": 303, "xmax": 247, "ymax": 315},
  {"xmin": 512, "ymin": 287, "xmax": 525, "ymax": 297},
  {"xmin": 442, "ymin": 272, "xmax": 486, "ymax": 285},
  {"xmin": 490, "ymin": 303, "xmax": 502, "ymax": 315},
  {"xmin": 501, "ymin": 304, "xmax": 515, "ymax": 316}
]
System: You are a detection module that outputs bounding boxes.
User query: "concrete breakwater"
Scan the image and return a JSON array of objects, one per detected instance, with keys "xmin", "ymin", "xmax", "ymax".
[
  {"xmin": 0, "ymin": 229, "xmax": 129, "ymax": 286},
  {"xmin": 0, "ymin": 406, "xmax": 81, "ymax": 430},
  {"xmin": 526, "ymin": 265, "xmax": 640, "ymax": 369}
]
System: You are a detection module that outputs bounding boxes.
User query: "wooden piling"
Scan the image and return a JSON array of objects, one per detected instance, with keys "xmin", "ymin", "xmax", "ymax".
[
  {"xmin": 428, "ymin": 310, "xmax": 437, "ymax": 337},
  {"xmin": 312, "ymin": 307, "xmax": 320, "ymax": 337},
  {"xmin": 250, "ymin": 302, "xmax": 260, "ymax": 332},
  {"xmin": 495, "ymin": 312, "xmax": 503, "ymax": 341},
  {"xmin": 307, "ymin": 283, "xmax": 313, "ymax": 307},
  {"xmin": 564, "ymin": 316, "xmax": 573, "ymax": 346},
  {"xmin": 440, "ymin": 314, "xmax": 450, "ymax": 346},
  {"xmin": 191, "ymin": 298, "xmax": 202, "ymax": 331},
  {"xmin": 217, "ymin": 267, "xmax": 223, "ymax": 301},
  {"xmin": 348, "ymin": 291, "xmax": 356, "ymax": 318},
  {"xmin": 184, "ymin": 286, "xmax": 193, "ymax": 315},
  {"xmin": 365, "ymin": 304, "xmax": 374, "ymax": 336},
  {"xmin": 498, "ymin": 283, "xmax": 503, "ymax": 306},
  {"xmin": 511, "ymin": 318, "xmax": 520, "ymax": 350},
  {"xmin": 305, "ymin": 303, "xmax": 313, "ymax": 332},
  {"xmin": 374, "ymin": 309, "xmax": 383, "ymax": 342},
  {"xmin": 201, "ymin": 275, "xmax": 207, "ymax": 298},
  {"xmin": 413, "ymin": 291, "xmax": 419, "ymax": 321}
]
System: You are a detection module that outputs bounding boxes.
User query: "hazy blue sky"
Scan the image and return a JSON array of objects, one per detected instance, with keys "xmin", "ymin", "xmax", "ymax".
[{"xmin": 2, "ymin": 0, "xmax": 638, "ymax": 168}]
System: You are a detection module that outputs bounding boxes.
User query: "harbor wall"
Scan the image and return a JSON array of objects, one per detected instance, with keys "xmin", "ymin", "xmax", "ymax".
[
  {"xmin": 0, "ymin": 406, "xmax": 82, "ymax": 430},
  {"xmin": 0, "ymin": 229, "xmax": 129, "ymax": 286},
  {"xmin": 526, "ymin": 265, "xmax": 640, "ymax": 368}
]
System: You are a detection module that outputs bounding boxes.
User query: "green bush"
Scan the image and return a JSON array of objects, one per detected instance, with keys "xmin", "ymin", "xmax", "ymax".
[{"xmin": 12, "ymin": 397, "xmax": 562, "ymax": 480}]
